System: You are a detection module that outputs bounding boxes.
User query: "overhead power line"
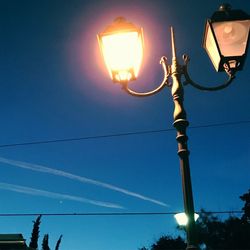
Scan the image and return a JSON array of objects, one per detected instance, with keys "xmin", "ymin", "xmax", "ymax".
[
  {"xmin": 0, "ymin": 120, "xmax": 249, "ymax": 149},
  {"xmin": 0, "ymin": 211, "xmax": 243, "ymax": 217}
]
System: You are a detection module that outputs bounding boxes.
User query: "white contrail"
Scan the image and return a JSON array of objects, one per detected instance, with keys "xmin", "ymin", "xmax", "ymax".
[
  {"xmin": 0, "ymin": 182, "xmax": 123, "ymax": 208},
  {"xmin": 0, "ymin": 157, "xmax": 168, "ymax": 207}
]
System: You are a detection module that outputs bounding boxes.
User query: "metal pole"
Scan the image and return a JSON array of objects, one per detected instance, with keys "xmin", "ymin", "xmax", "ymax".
[{"xmin": 170, "ymin": 27, "xmax": 198, "ymax": 250}]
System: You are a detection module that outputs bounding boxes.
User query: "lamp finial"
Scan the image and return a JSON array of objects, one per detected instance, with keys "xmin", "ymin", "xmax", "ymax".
[{"xmin": 219, "ymin": 3, "xmax": 232, "ymax": 12}]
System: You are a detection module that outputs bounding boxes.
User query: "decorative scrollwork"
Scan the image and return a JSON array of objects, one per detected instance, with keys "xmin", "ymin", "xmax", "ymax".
[
  {"xmin": 182, "ymin": 54, "xmax": 235, "ymax": 91},
  {"xmin": 121, "ymin": 56, "xmax": 170, "ymax": 97},
  {"xmin": 122, "ymin": 51, "xmax": 236, "ymax": 97}
]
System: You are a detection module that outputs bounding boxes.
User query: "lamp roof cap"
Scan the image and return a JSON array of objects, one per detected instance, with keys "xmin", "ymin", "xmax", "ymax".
[
  {"xmin": 210, "ymin": 4, "xmax": 250, "ymax": 22},
  {"xmin": 100, "ymin": 17, "xmax": 141, "ymax": 36}
]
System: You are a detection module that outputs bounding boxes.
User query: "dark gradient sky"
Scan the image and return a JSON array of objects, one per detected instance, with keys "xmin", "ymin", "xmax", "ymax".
[{"xmin": 0, "ymin": 0, "xmax": 249, "ymax": 249}]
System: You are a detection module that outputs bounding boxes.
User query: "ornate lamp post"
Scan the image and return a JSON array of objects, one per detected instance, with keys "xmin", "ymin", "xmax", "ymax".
[{"xmin": 97, "ymin": 4, "xmax": 250, "ymax": 250}]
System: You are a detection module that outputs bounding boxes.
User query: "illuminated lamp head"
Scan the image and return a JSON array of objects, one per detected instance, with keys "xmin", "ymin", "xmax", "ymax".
[
  {"xmin": 203, "ymin": 4, "xmax": 250, "ymax": 73},
  {"xmin": 97, "ymin": 17, "xmax": 144, "ymax": 84}
]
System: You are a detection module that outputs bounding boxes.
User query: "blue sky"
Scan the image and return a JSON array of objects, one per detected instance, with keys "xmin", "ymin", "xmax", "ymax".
[{"xmin": 0, "ymin": 0, "xmax": 249, "ymax": 249}]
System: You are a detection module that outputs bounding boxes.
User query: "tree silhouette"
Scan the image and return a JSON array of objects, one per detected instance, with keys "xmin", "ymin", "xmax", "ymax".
[
  {"xmin": 240, "ymin": 189, "xmax": 250, "ymax": 222},
  {"xmin": 139, "ymin": 189, "xmax": 250, "ymax": 249},
  {"xmin": 138, "ymin": 236, "xmax": 186, "ymax": 250},
  {"xmin": 29, "ymin": 215, "xmax": 62, "ymax": 250},
  {"xmin": 29, "ymin": 215, "xmax": 42, "ymax": 249},
  {"xmin": 55, "ymin": 235, "xmax": 63, "ymax": 250},
  {"xmin": 195, "ymin": 210, "xmax": 250, "ymax": 249},
  {"xmin": 42, "ymin": 234, "xmax": 50, "ymax": 250},
  {"xmin": 151, "ymin": 236, "xmax": 186, "ymax": 250},
  {"xmin": 195, "ymin": 209, "xmax": 226, "ymax": 248}
]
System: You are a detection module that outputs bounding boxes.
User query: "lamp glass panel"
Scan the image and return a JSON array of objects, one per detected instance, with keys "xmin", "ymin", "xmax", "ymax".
[
  {"xmin": 100, "ymin": 31, "xmax": 143, "ymax": 82},
  {"xmin": 212, "ymin": 20, "xmax": 250, "ymax": 57},
  {"xmin": 174, "ymin": 213, "xmax": 199, "ymax": 226},
  {"xmin": 205, "ymin": 23, "xmax": 221, "ymax": 71}
]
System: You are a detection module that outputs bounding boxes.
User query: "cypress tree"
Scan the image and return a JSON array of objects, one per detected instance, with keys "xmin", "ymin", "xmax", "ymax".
[
  {"xmin": 55, "ymin": 235, "xmax": 63, "ymax": 250},
  {"xmin": 29, "ymin": 215, "xmax": 42, "ymax": 249},
  {"xmin": 42, "ymin": 234, "xmax": 50, "ymax": 250}
]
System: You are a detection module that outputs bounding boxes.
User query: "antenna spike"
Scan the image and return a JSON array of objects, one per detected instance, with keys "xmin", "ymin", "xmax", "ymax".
[{"xmin": 171, "ymin": 26, "xmax": 177, "ymax": 60}]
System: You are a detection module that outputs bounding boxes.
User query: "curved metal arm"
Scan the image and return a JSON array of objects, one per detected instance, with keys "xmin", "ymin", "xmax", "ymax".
[
  {"xmin": 121, "ymin": 56, "xmax": 170, "ymax": 97},
  {"xmin": 182, "ymin": 54, "xmax": 236, "ymax": 91}
]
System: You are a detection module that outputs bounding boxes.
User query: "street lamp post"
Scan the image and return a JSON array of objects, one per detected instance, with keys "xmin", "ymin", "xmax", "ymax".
[{"xmin": 97, "ymin": 4, "xmax": 250, "ymax": 250}]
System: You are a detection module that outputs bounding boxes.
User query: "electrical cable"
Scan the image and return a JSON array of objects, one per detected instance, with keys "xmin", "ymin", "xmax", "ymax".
[
  {"xmin": 0, "ymin": 120, "xmax": 249, "ymax": 149},
  {"xmin": 0, "ymin": 211, "xmax": 243, "ymax": 217}
]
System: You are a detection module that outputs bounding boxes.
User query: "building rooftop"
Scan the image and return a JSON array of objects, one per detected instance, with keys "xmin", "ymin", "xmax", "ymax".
[{"xmin": 0, "ymin": 234, "xmax": 28, "ymax": 249}]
